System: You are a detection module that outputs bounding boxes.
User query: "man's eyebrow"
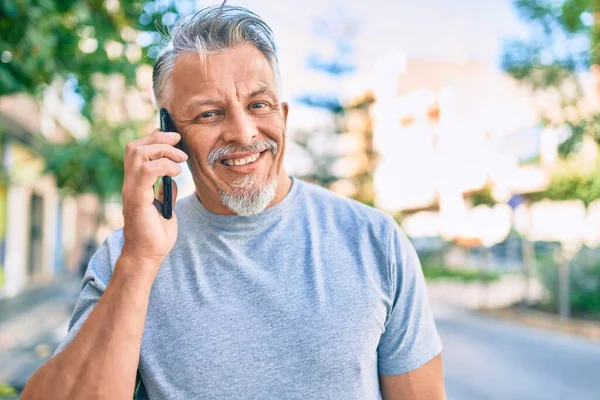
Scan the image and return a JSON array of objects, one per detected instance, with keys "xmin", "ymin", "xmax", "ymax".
[
  {"xmin": 186, "ymin": 99, "xmax": 218, "ymax": 112},
  {"xmin": 249, "ymin": 87, "xmax": 277, "ymax": 99}
]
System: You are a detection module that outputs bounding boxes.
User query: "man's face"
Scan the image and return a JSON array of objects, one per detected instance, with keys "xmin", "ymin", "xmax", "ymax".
[{"xmin": 169, "ymin": 44, "xmax": 288, "ymax": 215}]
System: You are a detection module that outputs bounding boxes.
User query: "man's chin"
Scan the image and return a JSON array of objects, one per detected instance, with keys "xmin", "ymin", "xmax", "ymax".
[
  {"xmin": 218, "ymin": 176, "xmax": 278, "ymax": 217},
  {"xmin": 229, "ymin": 174, "xmax": 258, "ymax": 191},
  {"xmin": 224, "ymin": 173, "xmax": 277, "ymax": 191}
]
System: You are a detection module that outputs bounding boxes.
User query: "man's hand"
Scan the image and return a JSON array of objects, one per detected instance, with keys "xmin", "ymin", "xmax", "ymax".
[
  {"xmin": 21, "ymin": 128, "xmax": 188, "ymax": 400},
  {"xmin": 121, "ymin": 128, "xmax": 187, "ymax": 267}
]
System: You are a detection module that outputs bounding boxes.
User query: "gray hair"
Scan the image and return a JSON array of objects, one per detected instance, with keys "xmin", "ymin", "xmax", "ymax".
[
  {"xmin": 220, "ymin": 177, "xmax": 278, "ymax": 216},
  {"xmin": 152, "ymin": 4, "xmax": 280, "ymax": 108}
]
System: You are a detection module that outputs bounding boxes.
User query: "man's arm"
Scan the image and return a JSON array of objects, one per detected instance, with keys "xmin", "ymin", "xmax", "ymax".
[
  {"xmin": 21, "ymin": 254, "xmax": 158, "ymax": 399},
  {"xmin": 21, "ymin": 128, "xmax": 187, "ymax": 400},
  {"xmin": 379, "ymin": 353, "xmax": 446, "ymax": 400}
]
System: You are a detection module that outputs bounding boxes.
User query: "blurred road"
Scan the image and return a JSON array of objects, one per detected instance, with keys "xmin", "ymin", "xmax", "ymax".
[
  {"xmin": 435, "ymin": 303, "xmax": 600, "ymax": 400},
  {"xmin": 0, "ymin": 276, "xmax": 80, "ymax": 392},
  {"xmin": 2, "ymin": 278, "xmax": 600, "ymax": 399}
]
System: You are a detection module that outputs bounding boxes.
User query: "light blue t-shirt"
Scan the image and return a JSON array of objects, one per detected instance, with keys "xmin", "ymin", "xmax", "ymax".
[{"xmin": 56, "ymin": 177, "xmax": 442, "ymax": 399}]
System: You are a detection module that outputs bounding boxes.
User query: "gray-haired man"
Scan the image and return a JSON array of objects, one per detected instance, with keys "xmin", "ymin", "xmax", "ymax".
[{"xmin": 23, "ymin": 5, "xmax": 445, "ymax": 399}]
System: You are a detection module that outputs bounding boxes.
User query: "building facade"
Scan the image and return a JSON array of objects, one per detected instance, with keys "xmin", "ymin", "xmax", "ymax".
[{"xmin": 0, "ymin": 93, "xmax": 93, "ymax": 296}]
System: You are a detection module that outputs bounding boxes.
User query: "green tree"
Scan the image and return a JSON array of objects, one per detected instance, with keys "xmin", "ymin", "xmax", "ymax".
[
  {"xmin": 38, "ymin": 118, "xmax": 155, "ymax": 276},
  {"xmin": 531, "ymin": 162, "xmax": 600, "ymax": 205},
  {"xmin": 0, "ymin": 0, "xmax": 182, "ymax": 198},
  {"xmin": 0, "ymin": 0, "xmax": 185, "ymax": 264},
  {"xmin": 502, "ymin": 0, "xmax": 600, "ymax": 156},
  {"xmin": 471, "ymin": 184, "xmax": 497, "ymax": 207},
  {"xmin": 0, "ymin": 0, "xmax": 178, "ymax": 118},
  {"xmin": 39, "ymin": 121, "xmax": 142, "ymax": 224}
]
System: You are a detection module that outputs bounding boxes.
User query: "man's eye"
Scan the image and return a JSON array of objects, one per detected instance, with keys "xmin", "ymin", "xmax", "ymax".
[
  {"xmin": 192, "ymin": 110, "xmax": 223, "ymax": 124},
  {"xmin": 200, "ymin": 111, "xmax": 217, "ymax": 119},
  {"xmin": 250, "ymin": 102, "xmax": 268, "ymax": 110}
]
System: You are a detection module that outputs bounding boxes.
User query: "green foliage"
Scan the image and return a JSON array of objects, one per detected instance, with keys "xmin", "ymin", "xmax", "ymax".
[
  {"xmin": 419, "ymin": 251, "xmax": 501, "ymax": 283},
  {"xmin": 538, "ymin": 248, "xmax": 600, "ymax": 316},
  {"xmin": 506, "ymin": 0, "xmax": 593, "ymax": 69},
  {"xmin": 502, "ymin": 0, "xmax": 600, "ymax": 156},
  {"xmin": 422, "ymin": 266, "xmax": 501, "ymax": 283},
  {"xmin": 557, "ymin": 118, "xmax": 586, "ymax": 156},
  {"xmin": 0, "ymin": 383, "xmax": 17, "ymax": 398},
  {"xmin": 39, "ymin": 122, "xmax": 139, "ymax": 200},
  {"xmin": 531, "ymin": 165, "xmax": 600, "ymax": 206},
  {"xmin": 358, "ymin": 198, "xmax": 375, "ymax": 208},
  {"xmin": 471, "ymin": 184, "xmax": 496, "ymax": 207},
  {"xmin": 0, "ymin": 0, "xmax": 185, "ymax": 203},
  {"xmin": 0, "ymin": 0, "xmax": 176, "ymax": 118}
]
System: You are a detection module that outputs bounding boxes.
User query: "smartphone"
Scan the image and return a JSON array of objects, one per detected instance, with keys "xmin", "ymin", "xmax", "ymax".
[{"xmin": 159, "ymin": 108, "xmax": 176, "ymax": 219}]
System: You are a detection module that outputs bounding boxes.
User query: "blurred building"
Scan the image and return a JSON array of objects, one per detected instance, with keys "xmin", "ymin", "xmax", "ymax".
[
  {"xmin": 329, "ymin": 90, "xmax": 378, "ymax": 204},
  {"xmin": 0, "ymin": 76, "xmax": 149, "ymax": 296},
  {"xmin": 0, "ymin": 92, "xmax": 87, "ymax": 296},
  {"xmin": 370, "ymin": 56, "xmax": 562, "ymax": 245}
]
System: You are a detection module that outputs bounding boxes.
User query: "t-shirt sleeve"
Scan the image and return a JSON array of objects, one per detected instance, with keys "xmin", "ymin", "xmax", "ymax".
[
  {"xmin": 53, "ymin": 238, "xmax": 114, "ymax": 356},
  {"xmin": 377, "ymin": 221, "xmax": 443, "ymax": 375}
]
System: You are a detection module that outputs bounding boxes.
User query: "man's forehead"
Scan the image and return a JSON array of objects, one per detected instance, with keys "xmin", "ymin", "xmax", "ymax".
[{"xmin": 171, "ymin": 45, "xmax": 278, "ymax": 98}]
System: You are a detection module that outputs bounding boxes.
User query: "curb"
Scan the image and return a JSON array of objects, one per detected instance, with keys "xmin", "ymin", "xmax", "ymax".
[{"xmin": 480, "ymin": 307, "xmax": 600, "ymax": 341}]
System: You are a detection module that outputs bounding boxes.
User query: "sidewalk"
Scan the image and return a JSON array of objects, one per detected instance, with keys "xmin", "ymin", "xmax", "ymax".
[
  {"xmin": 0, "ymin": 274, "xmax": 81, "ymax": 393},
  {"xmin": 481, "ymin": 306, "xmax": 600, "ymax": 341}
]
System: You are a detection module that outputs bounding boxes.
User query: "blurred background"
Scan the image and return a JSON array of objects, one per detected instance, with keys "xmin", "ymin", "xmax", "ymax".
[{"xmin": 1, "ymin": 0, "xmax": 600, "ymax": 398}]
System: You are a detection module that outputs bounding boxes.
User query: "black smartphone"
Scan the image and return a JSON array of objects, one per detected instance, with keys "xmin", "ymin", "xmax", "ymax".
[{"xmin": 159, "ymin": 108, "xmax": 176, "ymax": 219}]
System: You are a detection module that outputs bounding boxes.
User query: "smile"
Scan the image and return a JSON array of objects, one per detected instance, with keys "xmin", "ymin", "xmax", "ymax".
[{"xmin": 220, "ymin": 151, "xmax": 266, "ymax": 167}]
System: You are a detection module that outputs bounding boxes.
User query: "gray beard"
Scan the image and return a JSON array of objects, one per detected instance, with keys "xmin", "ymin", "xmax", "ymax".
[{"xmin": 219, "ymin": 177, "xmax": 278, "ymax": 217}]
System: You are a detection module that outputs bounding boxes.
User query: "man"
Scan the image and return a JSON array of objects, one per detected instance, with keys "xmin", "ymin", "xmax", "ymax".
[{"xmin": 22, "ymin": 4, "xmax": 445, "ymax": 399}]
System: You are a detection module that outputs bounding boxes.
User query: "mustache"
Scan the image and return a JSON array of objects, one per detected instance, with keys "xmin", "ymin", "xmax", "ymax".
[{"xmin": 206, "ymin": 139, "xmax": 278, "ymax": 168}]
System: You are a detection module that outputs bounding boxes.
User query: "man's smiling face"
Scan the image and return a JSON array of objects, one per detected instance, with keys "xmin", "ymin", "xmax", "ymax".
[{"xmin": 169, "ymin": 44, "xmax": 289, "ymax": 215}]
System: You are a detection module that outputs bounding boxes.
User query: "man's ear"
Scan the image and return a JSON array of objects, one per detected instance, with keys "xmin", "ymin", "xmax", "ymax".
[{"xmin": 282, "ymin": 102, "xmax": 289, "ymax": 127}]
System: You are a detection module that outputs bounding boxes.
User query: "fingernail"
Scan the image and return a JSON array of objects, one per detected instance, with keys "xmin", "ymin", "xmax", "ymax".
[{"xmin": 165, "ymin": 131, "xmax": 179, "ymax": 137}]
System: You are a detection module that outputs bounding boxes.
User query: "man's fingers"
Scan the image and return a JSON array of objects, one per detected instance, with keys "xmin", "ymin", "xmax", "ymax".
[
  {"xmin": 122, "ymin": 129, "xmax": 185, "ymax": 211},
  {"xmin": 132, "ymin": 143, "xmax": 187, "ymax": 164},
  {"xmin": 138, "ymin": 159, "xmax": 182, "ymax": 187},
  {"xmin": 126, "ymin": 129, "xmax": 182, "ymax": 150}
]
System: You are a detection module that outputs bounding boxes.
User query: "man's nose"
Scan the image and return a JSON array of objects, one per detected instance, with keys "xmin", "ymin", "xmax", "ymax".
[{"xmin": 221, "ymin": 106, "xmax": 257, "ymax": 146}]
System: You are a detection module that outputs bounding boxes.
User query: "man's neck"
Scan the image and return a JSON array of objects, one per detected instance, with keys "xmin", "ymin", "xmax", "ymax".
[{"xmin": 269, "ymin": 173, "xmax": 293, "ymax": 208}]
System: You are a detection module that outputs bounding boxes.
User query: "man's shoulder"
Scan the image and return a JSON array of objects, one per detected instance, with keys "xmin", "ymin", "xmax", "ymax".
[
  {"xmin": 297, "ymin": 179, "xmax": 396, "ymax": 233},
  {"xmin": 77, "ymin": 228, "xmax": 125, "ymax": 287},
  {"xmin": 98, "ymin": 228, "xmax": 125, "ymax": 271},
  {"xmin": 174, "ymin": 192, "xmax": 198, "ymax": 215},
  {"xmin": 104, "ymin": 227, "xmax": 125, "ymax": 254}
]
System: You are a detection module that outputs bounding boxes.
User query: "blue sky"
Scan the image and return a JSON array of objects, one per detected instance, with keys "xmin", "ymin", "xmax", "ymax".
[{"xmin": 193, "ymin": 0, "xmax": 529, "ymax": 100}]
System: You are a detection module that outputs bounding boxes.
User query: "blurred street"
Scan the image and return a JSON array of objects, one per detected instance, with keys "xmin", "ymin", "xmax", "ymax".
[
  {"xmin": 436, "ymin": 303, "xmax": 600, "ymax": 400},
  {"xmin": 1, "ymin": 278, "xmax": 599, "ymax": 399},
  {"xmin": 0, "ymin": 275, "xmax": 80, "ymax": 393}
]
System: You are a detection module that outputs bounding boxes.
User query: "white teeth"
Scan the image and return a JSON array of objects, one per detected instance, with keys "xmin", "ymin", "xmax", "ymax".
[{"xmin": 223, "ymin": 152, "xmax": 260, "ymax": 166}]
